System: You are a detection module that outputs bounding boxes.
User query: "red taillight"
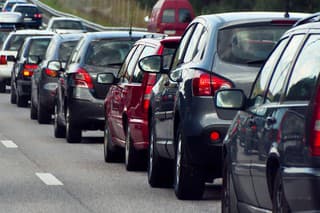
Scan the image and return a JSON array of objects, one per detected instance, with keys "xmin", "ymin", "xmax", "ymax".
[
  {"xmin": 34, "ymin": 13, "xmax": 42, "ymax": 18},
  {"xmin": 271, "ymin": 20, "xmax": 297, "ymax": 25},
  {"xmin": 210, "ymin": 131, "xmax": 220, "ymax": 141},
  {"xmin": 23, "ymin": 64, "xmax": 38, "ymax": 77},
  {"xmin": 143, "ymin": 74, "xmax": 157, "ymax": 111},
  {"xmin": 192, "ymin": 71, "xmax": 232, "ymax": 96},
  {"xmin": 310, "ymin": 87, "xmax": 320, "ymax": 156},
  {"xmin": 45, "ymin": 68, "xmax": 57, "ymax": 77},
  {"xmin": 0, "ymin": 55, "xmax": 7, "ymax": 65},
  {"xmin": 73, "ymin": 67, "xmax": 93, "ymax": 89}
]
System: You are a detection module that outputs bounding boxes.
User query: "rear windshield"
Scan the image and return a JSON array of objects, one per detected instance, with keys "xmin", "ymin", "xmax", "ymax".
[
  {"xmin": 0, "ymin": 31, "xmax": 10, "ymax": 49},
  {"xmin": 4, "ymin": 34, "xmax": 28, "ymax": 51},
  {"xmin": 162, "ymin": 9, "xmax": 175, "ymax": 23},
  {"xmin": 217, "ymin": 25, "xmax": 290, "ymax": 66},
  {"xmin": 58, "ymin": 40, "xmax": 78, "ymax": 62},
  {"xmin": 14, "ymin": 6, "xmax": 38, "ymax": 14},
  {"xmin": 28, "ymin": 38, "xmax": 51, "ymax": 57},
  {"xmin": 52, "ymin": 20, "xmax": 83, "ymax": 30},
  {"xmin": 84, "ymin": 40, "xmax": 134, "ymax": 67}
]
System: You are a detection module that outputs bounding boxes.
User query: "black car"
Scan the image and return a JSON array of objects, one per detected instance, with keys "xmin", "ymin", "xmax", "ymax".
[
  {"xmin": 31, "ymin": 33, "xmax": 82, "ymax": 124},
  {"xmin": 11, "ymin": 4, "xmax": 42, "ymax": 29},
  {"xmin": 138, "ymin": 12, "xmax": 308, "ymax": 200},
  {"xmin": 216, "ymin": 14, "xmax": 320, "ymax": 212},
  {"xmin": 11, "ymin": 35, "xmax": 52, "ymax": 107},
  {"xmin": 53, "ymin": 31, "xmax": 155, "ymax": 143}
]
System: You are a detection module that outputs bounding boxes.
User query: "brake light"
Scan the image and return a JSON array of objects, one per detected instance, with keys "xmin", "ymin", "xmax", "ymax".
[
  {"xmin": 192, "ymin": 71, "xmax": 232, "ymax": 96},
  {"xmin": 45, "ymin": 68, "xmax": 57, "ymax": 77},
  {"xmin": 143, "ymin": 74, "xmax": 157, "ymax": 111},
  {"xmin": 23, "ymin": 64, "xmax": 38, "ymax": 77},
  {"xmin": 0, "ymin": 55, "xmax": 7, "ymax": 65},
  {"xmin": 310, "ymin": 86, "xmax": 320, "ymax": 156},
  {"xmin": 210, "ymin": 131, "xmax": 220, "ymax": 141},
  {"xmin": 73, "ymin": 67, "xmax": 93, "ymax": 89},
  {"xmin": 271, "ymin": 20, "xmax": 297, "ymax": 25},
  {"xmin": 34, "ymin": 13, "xmax": 42, "ymax": 18}
]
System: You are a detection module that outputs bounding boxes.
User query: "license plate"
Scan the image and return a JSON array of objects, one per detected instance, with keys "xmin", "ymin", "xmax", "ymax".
[{"xmin": 24, "ymin": 18, "xmax": 32, "ymax": 21}]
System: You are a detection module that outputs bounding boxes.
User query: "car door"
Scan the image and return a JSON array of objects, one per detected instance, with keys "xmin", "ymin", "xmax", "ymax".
[{"xmin": 249, "ymin": 34, "xmax": 306, "ymax": 209}]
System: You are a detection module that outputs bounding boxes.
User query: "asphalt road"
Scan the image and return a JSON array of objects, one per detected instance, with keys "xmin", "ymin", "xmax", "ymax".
[{"xmin": 0, "ymin": 90, "xmax": 222, "ymax": 213}]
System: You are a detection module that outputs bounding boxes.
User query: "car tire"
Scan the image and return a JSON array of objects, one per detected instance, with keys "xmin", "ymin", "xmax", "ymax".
[
  {"xmin": 125, "ymin": 124, "xmax": 141, "ymax": 171},
  {"xmin": 148, "ymin": 119, "xmax": 173, "ymax": 187},
  {"xmin": 10, "ymin": 79, "xmax": 16, "ymax": 104},
  {"xmin": 30, "ymin": 97, "xmax": 37, "ymax": 120},
  {"xmin": 37, "ymin": 95, "xmax": 51, "ymax": 124},
  {"xmin": 16, "ymin": 93, "xmax": 28, "ymax": 107},
  {"xmin": 272, "ymin": 169, "xmax": 290, "ymax": 213},
  {"xmin": 174, "ymin": 124, "xmax": 205, "ymax": 200},
  {"xmin": 104, "ymin": 121, "xmax": 121, "ymax": 162},
  {"xmin": 222, "ymin": 154, "xmax": 238, "ymax": 213},
  {"xmin": 0, "ymin": 81, "xmax": 5, "ymax": 93},
  {"xmin": 53, "ymin": 103, "xmax": 65, "ymax": 138},
  {"xmin": 66, "ymin": 107, "xmax": 81, "ymax": 143}
]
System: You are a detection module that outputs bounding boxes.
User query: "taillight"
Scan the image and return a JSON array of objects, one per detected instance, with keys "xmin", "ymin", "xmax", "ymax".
[
  {"xmin": 310, "ymin": 86, "xmax": 320, "ymax": 156},
  {"xmin": 34, "ymin": 13, "xmax": 42, "ymax": 18},
  {"xmin": 23, "ymin": 64, "xmax": 38, "ymax": 77},
  {"xmin": 45, "ymin": 68, "xmax": 57, "ymax": 77},
  {"xmin": 73, "ymin": 67, "xmax": 93, "ymax": 89},
  {"xmin": 0, "ymin": 55, "xmax": 7, "ymax": 65},
  {"xmin": 192, "ymin": 71, "xmax": 232, "ymax": 96},
  {"xmin": 143, "ymin": 74, "xmax": 157, "ymax": 111}
]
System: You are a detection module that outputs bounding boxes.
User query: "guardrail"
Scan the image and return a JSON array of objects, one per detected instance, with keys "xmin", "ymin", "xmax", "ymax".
[{"xmin": 29, "ymin": 0, "xmax": 147, "ymax": 32}]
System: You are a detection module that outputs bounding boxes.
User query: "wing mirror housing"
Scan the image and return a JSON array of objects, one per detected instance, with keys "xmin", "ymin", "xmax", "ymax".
[
  {"xmin": 96, "ymin": 72, "xmax": 117, "ymax": 84},
  {"xmin": 138, "ymin": 55, "xmax": 169, "ymax": 74},
  {"xmin": 47, "ymin": 60, "xmax": 64, "ymax": 72}
]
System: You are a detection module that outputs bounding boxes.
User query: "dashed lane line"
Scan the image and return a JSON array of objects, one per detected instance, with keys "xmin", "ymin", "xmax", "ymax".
[
  {"xmin": 36, "ymin": 173, "xmax": 64, "ymax": 186},
  {"xmin": 1, "ymin": 140, "xmax": 18, "ymax": 148}
]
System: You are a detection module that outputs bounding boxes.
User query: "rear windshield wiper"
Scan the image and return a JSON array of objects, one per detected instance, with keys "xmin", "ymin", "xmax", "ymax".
[{"xmin": 246, "ymin": 59, "xmax": 266, "ymax": 65}]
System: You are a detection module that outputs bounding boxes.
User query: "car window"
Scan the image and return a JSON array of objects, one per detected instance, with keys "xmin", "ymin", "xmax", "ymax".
[
  {"xmin": 184, "ymin": 23, "xmax": 207, "ymax": 63},
  {"xmin": 68, "ymin": 37, "xmax": 85, "ymax": 65},
  {"xmin": 0, "ymin": 31, "xmax": 10, "ymax": 49},
  {"xmin": 249, "ymin": 37, "xmax": 289, "ymax": 107},
  {"xmin": 124, "ymin": 45, "xmax": 143, "ymax": 82},
  {"xmin": 179, "ymin": 9, "xmax": 192, "ymax": 23},
  {"xmin": 162, "ymin": 9, "xmax": 175, "ymax": 23},
  {"xmin": 266, "ymin": 34, "xmax": 305, "ymax": 103},
  {"xmin": 118, "ymin": 45, "xmax": 138, "ymax": 79},
  {"xmin": 284, "ymin": 34, "xmax": 320, "ymax": 102},
  {"xmin": 218, "ymin": 25, "xmax": 291, "ymax": 66},
  {"xmin": 58, "ymin": 40, "xmax": 78, "ymax": 62},
  {"xmin": 14, "ymin": 6, "xmax": 38, "ymax": 14},
  {"xmin": 4, "ymin": 34, "xmax": 28, "ymax": 51},
  {"xmin": 171, "ymin": 23, "xmax": 196, "ymax": 69},
  {"xmin": 132, "ymin": 46, "xmax": 155, "ymax": 83},
  {"xmin": 27, "ymin": 38, "xmax": 50, "ymax": 58},
  {"xmin": 52, "ymin": 20, "xmax": 83, "ymax": 30}
]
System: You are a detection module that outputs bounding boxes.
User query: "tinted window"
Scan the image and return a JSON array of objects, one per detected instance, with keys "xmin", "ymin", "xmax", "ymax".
[
  {"xmin": 184, "ymin": 24, "xmax": 206, "ymax": 63},
  {"xmin": 132, "ymin": 46, "xmax": 155, "ymax": 83},
  {"xmin": 52, "ymin": 20, "xmax": 83, "ymax": 30},
  {"xmin": 4, "ymin": 34, "xmax": 28, "ymax": 51},
  {"xmin": 285, "ymin": 34, "xmax": 320, "ymax": 101},
  {"xmin": 162, "ymin": 9, "xmax": 175, "ymax": 23},
  {"xmin": 250, "ymin": 37, "xmax": 289, "ymax": 106},
  {"xmin": 14, "ymin": 6, "xmax": 38, "ymax": 14},
  {"xmin": 179, "ymin": 9, "xmax": 192, "ymax": 23},
  {"xmin": 218, "ymin": 25, "xmax": 291, "ymax": 66},
  {"xmin": 58, "ymin": 40, "xmax": 78, "ymax": 62},
  {"xmin": 266, "ymin": 34, "xmax": 304, "ymax": 103}
]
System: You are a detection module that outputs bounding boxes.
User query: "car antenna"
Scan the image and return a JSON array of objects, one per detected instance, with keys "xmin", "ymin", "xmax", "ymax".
[{"xmin": 284, "ymin": 0, "xmax": 290, "ymax": 18}]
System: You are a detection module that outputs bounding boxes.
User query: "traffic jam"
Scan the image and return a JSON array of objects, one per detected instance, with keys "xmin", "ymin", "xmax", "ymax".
[{"xmin": 0, "ymin": 0, "xmax": 319, "ymax": 212}]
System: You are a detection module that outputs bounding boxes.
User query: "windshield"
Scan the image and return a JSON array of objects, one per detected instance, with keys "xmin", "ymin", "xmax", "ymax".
[{"xmin": 217, "ymin": 25, "xmax": 290, "ymax": 66}]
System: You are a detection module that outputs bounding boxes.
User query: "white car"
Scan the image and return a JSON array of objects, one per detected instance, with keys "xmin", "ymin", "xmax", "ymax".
[{"xmin": 46, "ymin": 17, "xmax": 87, "ymax": 34}]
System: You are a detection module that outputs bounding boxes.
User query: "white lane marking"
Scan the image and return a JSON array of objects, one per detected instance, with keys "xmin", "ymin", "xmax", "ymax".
[
  {"xmin": 1, "ymin": 140, "xmax": 18, "ymax": 148},
  {"xmin": 36, "ymin": 173, "xmax": 64, "ymax": 186}
]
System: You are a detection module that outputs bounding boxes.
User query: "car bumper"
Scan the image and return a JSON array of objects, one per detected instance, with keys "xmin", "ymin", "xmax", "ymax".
[
  {"xmin": 0, "ymin": 63, "xmax": 14, "ymax": 82},
  {"xmin": 129, "ymin": 117, "xmax": 149, "ymax": 150},
  {"xmin": 283, "ymin": 167, "xmax": 320, "ymax": 212},
  {"xmin": 17, "ymin": 79, "xmax": 31, "ymax": 98},
  {"xmin": 39, "ymin": 82, "xmax": 57, "ymax": 114}
]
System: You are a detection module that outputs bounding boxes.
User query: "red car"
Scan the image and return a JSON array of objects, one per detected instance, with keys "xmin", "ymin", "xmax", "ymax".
[{"xmin": 103, "ymin": 36, "xmax": 180, "ymax": 170}]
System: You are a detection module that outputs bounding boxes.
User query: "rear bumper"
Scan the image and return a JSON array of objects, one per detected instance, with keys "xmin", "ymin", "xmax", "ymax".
[
  {"xmin": 0, "ymin": 63, "xmax": 14, "ymax": 82},
  {"xmin": 283, "ymin": 167, "xmax": 320, "ymax": 211},
  {"xmin": 17, "ymin": 79, "xmax": 31, "ymax": 98}
]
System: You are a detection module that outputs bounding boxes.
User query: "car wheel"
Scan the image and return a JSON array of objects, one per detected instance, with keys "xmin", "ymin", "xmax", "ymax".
[
  {"xmin": 37, "ymin": 95, "xmax": 51, "ymax": 124},
  {"xmin": 272, "ymin": 169, "xmax": 290, "ymax": 213},
  {"xmin": 66, "ymin": 107, "xmax": 81, "ymax": 143},
  {"xmin": 222, "ymin": 154, "xmax": 238, "ymax": 213},
  {"xmin": 16, "ymin": 92, "xmax": 28, "ymax": 107},
  {"xmin": 10, "ymin": 79, "xmax": 16, "ymax": 104},
  {"xmin": 0, "ymin": 81, "xmax": 5, "ymax": 93},
  {"xmin": 125, "ymin": 124, "xmax": 141, "ymax": 171},
  {"xmin": 53, "ymin": 103, "xmax": 65, "ymax": 138},
  {"xmin": 174, "ymin": 124, "xmax": 205, "ymax": 200},
  {"xmin": 148, "ymin": 119, "xmax": 173, "ymax": 187},
  {"xmin": 104, "ymin": 121, "xmax": 122, "ymax": 162},
  {"xmin": 30, "ymin": 97, "xmax": 37, "ymax": 120}
]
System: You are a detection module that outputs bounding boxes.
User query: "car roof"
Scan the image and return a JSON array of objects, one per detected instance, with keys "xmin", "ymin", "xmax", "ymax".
[
  {"xmin": 12, "ymin": 3, "xmax": 37, "ymax": 8},
  {"xmin": 9, "ymin": 29, "xmax": 54, "ymax": 35},
  {"xmin": 49, "ymin": 17, "xmax": 82, "ymax": 22},
  {"xmin": 54, "ymin": 33, "xmax": 83, "ymax": 40},
  {"xmin": 135, "ymin": 35, "xmax": 180, "ymax": 46},
  {"xmin": 82, "ymin": 31, "xmax": 160, "ymax": 40}
]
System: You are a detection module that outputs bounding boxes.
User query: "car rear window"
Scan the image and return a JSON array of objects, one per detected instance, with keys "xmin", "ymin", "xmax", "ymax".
[
  {"xmin": 84, "ymin": 39, "xmax": 134, "ymax": 67},
  {"xmin": 217, "ymin": 25, "xmax": 290, "ymax": 66},
  {"xmin": 4, "ymin": 34, "xmax": 28, "ymax": 51},
  {"xmin": 58, "ymin": 40, "xmax": 78, "ymax": 62},
  {"xmin": 0, "ymin": 31, "xmax": 10, "ymax": 49},
  {"xmin": 28, "ymin": 38, "xmax": 51, "ymax": 57},
  {"xmin": 162, "ymin": 9, "xmax": 175, "ymax": 23},
  {"xmin": 14, "ymin": 6, "xmax": 38, "ymax": 14},
  {"xmin": 52, "ymin": 20, "xmax": 83, "ymax": 30}
]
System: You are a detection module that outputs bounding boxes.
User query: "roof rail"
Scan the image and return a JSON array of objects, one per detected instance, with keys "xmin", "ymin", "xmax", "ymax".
[
  {"xmin": 293, "ymin": 12, "xmax": 320, "ymax": 27},
  {"xmin": 142, "ymin": 33, "xmax": 167, "ymax": 39}
]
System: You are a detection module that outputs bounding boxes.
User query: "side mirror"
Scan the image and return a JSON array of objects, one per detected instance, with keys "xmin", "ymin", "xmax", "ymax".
[
  {"xmin": 47, "ymin": 60, "xmax": 63, "ymax": 72},
  {"xmin": 28, "ymin": 55, "xmax": 41, "ymax": 64},
  {"xmin": 139, "ymin": 55, "xmax": 166, "ymax": 74},
  {"xmin": 96, "ymin": 72, "xmax": 116, "ymax": 84},
  {"xmin": 215, "ymin": 89, "xmax": 246, "ymax": 120},
  {"xmin": 7, "ymin": 55, "xmax": 16, "ymax": 62}
]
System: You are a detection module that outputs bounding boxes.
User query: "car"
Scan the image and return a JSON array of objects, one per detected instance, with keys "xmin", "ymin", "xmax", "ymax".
[
  {"xmin": 216, "ymin": 13, "xmax": 320, "ymax": 213},
  {"xmin": 10, "ymin": 35, "xmax": 53, "ymax": 107},
  {"xmin": 11, "ymin": 4, "xmax": 42, "ymax": 29},
  {"xmin": 146, "ymin": 0, "xmax": 194, "ymax": 36},
  {"xmin": 2, "ymin": 0, "xmax": 26, "ymax": 12},
  {"xmin": 46, "ymin": 17, "xmax": 87, "ymax": 34},
  {"xmin": 30, "ymin": 33, "xmax": 82, "ymax": 124},
  {"xmin": 138, "ymin": 12, "xmax": 309, "ymax": 199},
  {"xmin": 103, "ymin": 36, "xmax": 180, "ymax": 170},
  {"xmin": 53, "ymin": 31, "xmax": 156, "ymax": 143},
  {"xmin": 0, "ymin": 12, "xmax": 24, "ymax": 49},
  {"xmin": 0, "ymin": 29, "xmax": 54, "ymax": 93}
]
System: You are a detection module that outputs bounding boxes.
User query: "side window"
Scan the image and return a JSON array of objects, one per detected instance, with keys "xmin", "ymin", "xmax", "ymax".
[
  {"xmin": 266, "ymin": 34, "xmax": 304, "ymax": 103},
  {"xmin": 69, "ymin": 37, "xmax": 85, "ymax": 65},
  {"xmin": 124, "ymin": 45, "xmax": 144, "ymax": 83},
  {"xmin": 284, "ymin": 34, "xmax": 320, "ymax": 101},
  {"xmin": 179, "ymin": 9, "xmax": 192, "ymax": 23},
  {"xmin": 132, "ymin": 46, "xmax": 155, "ymax": 83},
  {"xmin": 171, "ymin": 24, "xmax": 196, "ymax": 70},
  {"xmin": 184, "ymin": 24, "xmax": 206, "ymax": 63},
  {"xmin": 250, "ymin": 37, "xmax": 289, "ymax": 106},
  {"xmin": 118, "ymin": 45, "xmax": 138, "ymax": 79}
]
